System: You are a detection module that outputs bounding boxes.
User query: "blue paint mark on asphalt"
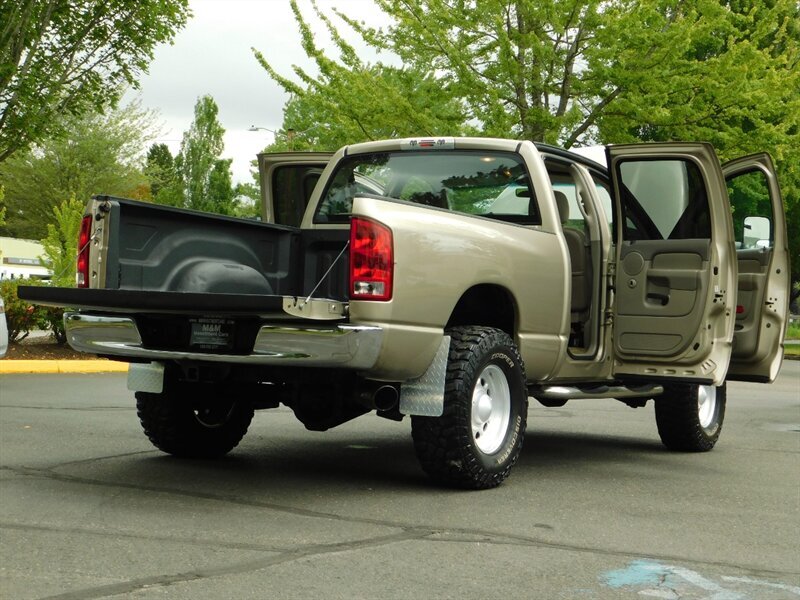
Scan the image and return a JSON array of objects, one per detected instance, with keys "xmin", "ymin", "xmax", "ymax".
[
  {"xmin": 602, "ymin": 559, "xmax": 666, "ymax": 589},
  {"xmin": 601, "ymin": 560, "xmax": 800, "ymax": 598}
]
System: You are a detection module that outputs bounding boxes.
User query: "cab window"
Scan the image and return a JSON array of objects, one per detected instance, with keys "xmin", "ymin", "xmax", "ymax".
[
  {"xmin": 617, "ymin": 159, "xmax": 711, "ymax": 241},
  {"xmin": 315, "ymin": 151, "xmax": 540, "ymax": 225},
  {"xmin": 726, "ymin": 169, "xmax": 773, "ymax": 249}
]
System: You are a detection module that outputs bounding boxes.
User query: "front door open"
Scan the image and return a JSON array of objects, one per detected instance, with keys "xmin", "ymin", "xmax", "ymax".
[
  {"xmin": 608, "ymin": 143, "xmax": 736, "ymax": 385},
  {"xmin": 723, "ymin": 153, "xmax": 790, "ymax": 382}
]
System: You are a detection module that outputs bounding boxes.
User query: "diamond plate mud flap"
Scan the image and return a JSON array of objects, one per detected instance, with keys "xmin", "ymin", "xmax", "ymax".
[
  {"xmin": 399, "ymin": 336, "xmax": 450, "ymax": 417},
  {"xmin": 127, "ymin": 362, "xmax": 165, "ymax": 394}
]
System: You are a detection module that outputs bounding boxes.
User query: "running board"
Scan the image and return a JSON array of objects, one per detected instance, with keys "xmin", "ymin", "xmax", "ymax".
[{"xmin": 530, "ymin": 383, "xmax": 664, "ymax": 401}]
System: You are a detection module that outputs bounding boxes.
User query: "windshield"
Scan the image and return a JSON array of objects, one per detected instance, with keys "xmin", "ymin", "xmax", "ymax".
[{"xmin": 314, "ymin": 151, "xmax": 539, "ymax": 225}]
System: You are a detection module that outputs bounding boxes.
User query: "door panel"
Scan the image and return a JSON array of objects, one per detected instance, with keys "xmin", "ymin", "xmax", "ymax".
[
  {"xmin": 608, "ymin": 143, "xmax": 736, "ymax": 385},
  {"xmin": 723, "ymin": 154, "xmax": 790, "ymax": 382},
  {"xmin": 616, "ymin": 241, "xmax": 709, "ymax": 354}
]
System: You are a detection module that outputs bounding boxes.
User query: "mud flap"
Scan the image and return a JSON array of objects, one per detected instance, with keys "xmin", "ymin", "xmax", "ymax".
[
  {"xmin": 399, "ymin": 336, "xmax": 449, "ymax": 417},
  {"xmin": 127, "ymin": 362, "xmax": 165, "ymax": 394}
]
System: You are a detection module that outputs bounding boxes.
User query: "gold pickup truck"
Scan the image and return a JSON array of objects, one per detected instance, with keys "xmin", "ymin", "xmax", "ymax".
[{"xmin": 21, "ymin": 137, "xmax": 791, "ymax": 489}]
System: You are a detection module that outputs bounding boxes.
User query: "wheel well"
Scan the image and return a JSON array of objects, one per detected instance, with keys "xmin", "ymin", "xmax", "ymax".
[{"xmin": 445, "ymin": 284, "xmax": 516, "ymax": 336}]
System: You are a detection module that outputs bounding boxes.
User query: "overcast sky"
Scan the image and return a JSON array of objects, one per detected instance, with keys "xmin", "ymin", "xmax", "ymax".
[{"xmin": 126, "ymin": 0, "xmax": 391, "ymax": 183}]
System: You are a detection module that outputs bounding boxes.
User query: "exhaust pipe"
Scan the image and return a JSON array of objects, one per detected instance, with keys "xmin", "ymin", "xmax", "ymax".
[{"xmin": 358, "ymin": 383, "xmax": 399, "ymax": 411}]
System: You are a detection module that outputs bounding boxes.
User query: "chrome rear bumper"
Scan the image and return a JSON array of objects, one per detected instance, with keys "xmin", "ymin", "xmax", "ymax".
[{"xmin": 65, "ymin": 313, "xmax": 383, "ymax": 369}]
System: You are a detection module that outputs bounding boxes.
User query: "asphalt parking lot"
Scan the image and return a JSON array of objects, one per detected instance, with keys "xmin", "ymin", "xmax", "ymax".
[{"xmin": 1, "ymin": 362, "xmax": 798, "ymax": 599}]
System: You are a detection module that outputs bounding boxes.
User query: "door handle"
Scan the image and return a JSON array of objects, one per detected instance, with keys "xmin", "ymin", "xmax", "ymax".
[{"xmin": 646, "ymin": 292, "xmax": 670, "ymax": 306}]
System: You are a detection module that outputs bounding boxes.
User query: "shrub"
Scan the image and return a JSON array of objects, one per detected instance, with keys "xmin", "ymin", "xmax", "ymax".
[
  {"xmin": 37, "ymin": 306, "xmax": 67, "ymax": 344},
  {"xmin": 0, "ymin": 279, "xmax": 67, "ymax": 344},
  {"xmin": 0, "ymin": 278, "xmax": 42, "ymax": 342}
]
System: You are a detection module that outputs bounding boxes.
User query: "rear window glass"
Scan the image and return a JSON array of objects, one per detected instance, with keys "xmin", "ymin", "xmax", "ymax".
[{"xmin": 314, "ymin": 151, "xmax": 539, "ymax": 225}]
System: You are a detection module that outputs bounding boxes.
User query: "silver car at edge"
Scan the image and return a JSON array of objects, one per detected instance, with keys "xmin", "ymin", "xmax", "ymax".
[{"xmin": 0, "ymin": 296, "xmax": 8, "ymax": 358}]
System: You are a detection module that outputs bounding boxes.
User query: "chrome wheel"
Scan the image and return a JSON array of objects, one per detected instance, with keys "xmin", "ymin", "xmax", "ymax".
[
  {"xmin": 411, "ymin": 326, "xmax": 528, "ymax": 488},
  {"xmin": 697, "ymin": 385, "xmax": 716, "ymax": 429},
  {"xmin": 471, "ymin": 364, "xmax": 511, "ymax": 454},
  {"xmin": 655, "ymin": 382, "xmax": 726, "ymax": 452}
]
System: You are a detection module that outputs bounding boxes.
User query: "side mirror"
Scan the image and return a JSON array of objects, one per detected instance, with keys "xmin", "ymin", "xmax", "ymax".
[
  {"xmin": 743, "ymin": 215, "xmax": 771, "ymax": 249},
  {"xmin": 515, "ymin": 187, "xmax": 531, "ymax": 198}
]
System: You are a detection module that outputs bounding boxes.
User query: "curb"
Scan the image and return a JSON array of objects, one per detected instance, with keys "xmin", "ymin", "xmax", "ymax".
[
  {"xmin": 1, "ymin": 354, "xmax": 797, "ymax": 374},
  {"xmin": 0, "ymin": 360, "xmax": 129, "ymax": 374}
]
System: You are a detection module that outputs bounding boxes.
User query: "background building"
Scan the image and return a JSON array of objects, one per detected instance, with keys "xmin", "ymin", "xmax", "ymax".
[{"xmin": 0, "ymin": 237, "xmax": 51, "ymax": 280}]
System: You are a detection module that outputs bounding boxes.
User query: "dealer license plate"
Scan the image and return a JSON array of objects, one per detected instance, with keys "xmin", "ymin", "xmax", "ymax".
[{"xmin": 189, "ymin": 318, "xmax": 235, "ymax": 351}]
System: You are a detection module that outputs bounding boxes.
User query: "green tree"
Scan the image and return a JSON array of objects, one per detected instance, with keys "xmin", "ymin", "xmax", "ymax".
[
  {"xmin": 39, "ymin": 194, "xmax": 83, "ymax": 287},
  {"xmin": 206, "ymin": 158, "xmax": 235, "ymax": 215},
  {"xmin": 37, "ymin": 194, "xmax": 84, "ymax": 342},
  {"xmin": 0, "ymin": 184, "xmax": 6, "ymax": 226},
  {"xmin": 0, "ymin": 101, "xmax": 155, "ymax": 239},
  {"xmin": 0, "ymin": 0, "xmax": 190, "ymax": 162},
  {"xmin": 167, "ymin": 95, "xmax": 237, "ymax": 215},
  {"xmin": 252, "ymin": 1, "xmax": 468, "ymax": 151},
  {"xmin": 233, "ymin": 180, "xmax": 260, "ymax": 219},
  {"xmin": 145, "ymin": 143, "xmax": 176, "ymax": 199},
  {"xmin": 336, "ymin": 0, "xmax": 799, "ymax": 148}
]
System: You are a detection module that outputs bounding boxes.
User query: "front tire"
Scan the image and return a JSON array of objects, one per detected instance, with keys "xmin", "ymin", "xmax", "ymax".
[
  {"xmin": 411, "ymin": 326, "xmax": 528, "ymax": 489},
  {"xmin": 655, "ymin": 382, "xmax": 726, "ymax": 452},
  {"xmin": 136, "ymin": 390, "xmax": 254, "ymax": 458}
]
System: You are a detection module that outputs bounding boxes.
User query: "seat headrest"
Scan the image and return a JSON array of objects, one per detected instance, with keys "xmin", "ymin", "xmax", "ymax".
[{"xmin": 554, "ymin": 190, "xmax": 569, "ymax": 224}]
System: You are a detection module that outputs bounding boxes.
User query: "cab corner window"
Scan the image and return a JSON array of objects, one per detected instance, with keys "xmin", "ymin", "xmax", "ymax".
[
  {"xmin": 726, "ymin": 169, "xmax": 772, "ymax": 249},
  {"xmin": 617, "ymin": 159, "xmax": 711, "ymax": 241}
]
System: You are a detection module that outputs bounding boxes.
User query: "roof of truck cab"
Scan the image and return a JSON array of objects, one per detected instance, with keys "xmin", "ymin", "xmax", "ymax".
[
  {"xmin": 534, "ymin": 143, "xmax": 609, "ymax": 175},
  {"xmin": 351, "ymin": 137, "xmax": 610, "ymax": 175}
]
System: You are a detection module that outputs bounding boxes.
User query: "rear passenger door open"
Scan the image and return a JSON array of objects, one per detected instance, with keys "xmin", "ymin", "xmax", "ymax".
[
  {"xmin": 257, "ymin": 152, "xmax": 334, "ymax": 226},
  {"xmin": 607, "ymin": 143, "xmax": 736, "ymax": 386},
  {"xmin": 723, "ymin": 153, "xmax": 790, "ymax": 382}
]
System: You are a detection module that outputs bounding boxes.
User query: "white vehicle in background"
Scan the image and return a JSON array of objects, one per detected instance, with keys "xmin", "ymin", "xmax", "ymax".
[{"xmin": 0, "ymin": 297, "xmax": 8, "ymax": 358}]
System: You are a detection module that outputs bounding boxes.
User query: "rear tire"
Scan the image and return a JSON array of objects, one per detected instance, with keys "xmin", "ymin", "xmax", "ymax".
[
  {"xmin": 411, "ymin": 326, "xmax": 528, "ymax": 489},
  {"xmin": 136, "ymin": 390, "xmax": 254, "ymax": 458},
  {"xmin": 655, "ymin": 382, "xmax": 726, "ymax": 452}
]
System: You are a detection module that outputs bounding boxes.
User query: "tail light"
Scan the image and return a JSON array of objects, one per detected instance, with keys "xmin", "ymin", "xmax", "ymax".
[
  {"xmin": 350, "ymin": 217, "xmax": 393, "ymax": 301},
  {"xmin": 76, "ymin": 215, "xmax": 92, "ymax": 287}
]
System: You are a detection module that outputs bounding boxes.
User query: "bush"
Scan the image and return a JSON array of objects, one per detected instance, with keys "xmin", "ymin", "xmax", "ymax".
[
  {"xmin": 0, "ymin": 278, "xmax": 41, "ymax": 342},
  {"xmin": 0, "ymin": 278, "xmax": 66, "ymax": 344},
  {"xmin": 37, "ymin": 305, "xmax": 67, "ymax": 344}
]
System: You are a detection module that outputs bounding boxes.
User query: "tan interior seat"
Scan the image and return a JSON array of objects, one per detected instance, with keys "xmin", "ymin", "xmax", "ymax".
[{"xmin": 555, "ymin": 191, "xmax": 592, "ymax": 315}]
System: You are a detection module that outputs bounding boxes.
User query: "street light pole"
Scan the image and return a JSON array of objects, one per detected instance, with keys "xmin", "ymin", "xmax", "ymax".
[{"xmin": 249, "ymin": 125, "xmax": 312, "ymax": 151}]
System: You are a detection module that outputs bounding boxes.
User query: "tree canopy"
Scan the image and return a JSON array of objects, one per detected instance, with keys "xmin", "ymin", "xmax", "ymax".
[
  {"xmin": 39, "ymin": 194, "xmax": 83, "ymax": 287},
  {"xmin": 147, "ymin": 95, "xmax": 238, "ymax": 216},
  {"xmin": 180, "ymin": 95, "xmax": 226, "ymax": 212},
  {"xmin": 252, "ymin": 1, "xmax": 468, "ymax": 151},
  {"xmin": 145, "ymin": 143, "xmax": 175, "ymax": 199},
  {"xmin": 0, "ymin": 0, "xmax": 190, "ymax": 162},
  {"xmin": 256, "ymin": 0, "xmax": 799, "ymax": 282},
  {"xmin": 0, "ymin": 100, "xmax": 156, "ymax": 239}
]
